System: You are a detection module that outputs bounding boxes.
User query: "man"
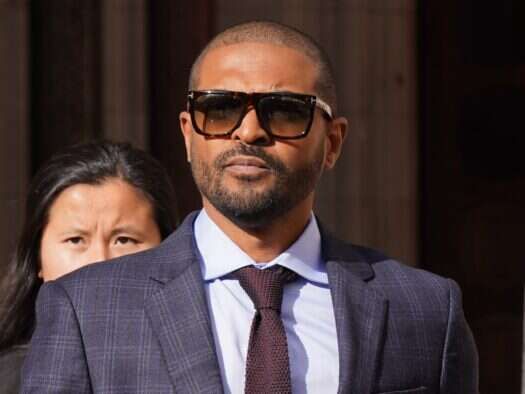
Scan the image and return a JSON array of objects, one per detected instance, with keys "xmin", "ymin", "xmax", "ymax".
[{"xmin": 22, "ymin": 21, "xmax": 478, "ymax": 393}]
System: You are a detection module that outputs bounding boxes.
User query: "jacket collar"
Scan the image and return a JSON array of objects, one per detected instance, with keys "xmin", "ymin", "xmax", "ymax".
[
  {"xmin": 147, "ymin": 211, "xmax": 200, "ymax": 284},
  {"xmin": 319, "ymin": 220, "xmax": 376, "ymax": 281}
]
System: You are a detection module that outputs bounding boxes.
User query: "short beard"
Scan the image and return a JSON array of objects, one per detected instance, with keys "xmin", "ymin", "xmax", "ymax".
[{"xmin": 190, "ymin": 143, "xmax": 324, "ymax": 229}]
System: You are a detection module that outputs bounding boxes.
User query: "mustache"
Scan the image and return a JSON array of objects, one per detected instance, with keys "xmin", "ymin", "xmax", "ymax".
[{"xmin": 214, "ymin": 145, "xmax": 286, "ymax": 173}]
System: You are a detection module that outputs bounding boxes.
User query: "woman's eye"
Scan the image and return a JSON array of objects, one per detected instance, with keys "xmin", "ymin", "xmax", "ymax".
[
  {"xmin": 65, "ymin": 237, "xmax": 83, "ymax": 245},
  {"xmin": 115, "ymin": 236, "xmax": 138, "ymax": 245}
]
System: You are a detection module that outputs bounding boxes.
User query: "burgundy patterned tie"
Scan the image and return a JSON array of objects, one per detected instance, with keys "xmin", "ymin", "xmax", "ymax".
[{"xmin": 234, "ymin": 266, "xmax": 297, "ymax": 394}]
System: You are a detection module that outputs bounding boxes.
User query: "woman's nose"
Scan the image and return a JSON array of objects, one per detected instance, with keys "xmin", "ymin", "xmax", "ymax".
[{"xmin": 86, "ymin": 242, "xmax": 110, "ymax": 263}]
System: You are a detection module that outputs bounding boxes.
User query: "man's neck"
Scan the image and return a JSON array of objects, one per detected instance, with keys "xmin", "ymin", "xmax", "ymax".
[{"xmin": 202, "ymin": 198, "xmax": 314, "ymax": 263}]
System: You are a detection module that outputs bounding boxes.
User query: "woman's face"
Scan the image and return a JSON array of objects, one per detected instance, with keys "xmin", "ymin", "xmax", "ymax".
[{"xmin": 39, "ymin": 178, "xmax": 162, "ymax": 281}]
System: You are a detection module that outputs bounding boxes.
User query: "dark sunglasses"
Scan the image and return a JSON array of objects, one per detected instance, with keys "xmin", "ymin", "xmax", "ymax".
[{"xmin": 187, "ymin": 90, "xmax": 333, "ymax": 139}]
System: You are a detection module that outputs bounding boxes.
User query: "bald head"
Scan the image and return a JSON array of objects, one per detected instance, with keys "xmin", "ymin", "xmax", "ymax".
[{"xmin": 189, "ymin": 21, "xmax": 338, "ymax": 115}]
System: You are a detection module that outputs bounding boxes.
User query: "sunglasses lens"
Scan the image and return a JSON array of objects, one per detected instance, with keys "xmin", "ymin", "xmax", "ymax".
[
  {"xmin": 193, "ymin": 94, "xmax": 244, "ymax": 135},
  {"xmin": 259, "ymin": 96, "xmax": 312, "ymax": 137}
]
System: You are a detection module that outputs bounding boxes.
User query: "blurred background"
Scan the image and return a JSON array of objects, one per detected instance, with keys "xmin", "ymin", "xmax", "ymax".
[{"xmin": 0, "ymin": 0, "xmax": 523, "ymax": 392}]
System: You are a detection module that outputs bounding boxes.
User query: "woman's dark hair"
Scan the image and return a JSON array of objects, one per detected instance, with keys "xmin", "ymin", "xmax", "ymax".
[{"xmin": 0, "ymin": 141, "xmax": 179, "ymax": 352}]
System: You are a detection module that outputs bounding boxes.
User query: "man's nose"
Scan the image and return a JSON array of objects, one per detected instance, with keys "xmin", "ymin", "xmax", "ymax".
[{"xmin": 231, "ymin": 109, "xmax": 271, "ymax": 145}]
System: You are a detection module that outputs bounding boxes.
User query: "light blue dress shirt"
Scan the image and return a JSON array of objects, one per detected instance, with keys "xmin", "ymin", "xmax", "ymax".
[{"xmin": 194, "ymin": 209, "xmax": 339, "ymax": 394}]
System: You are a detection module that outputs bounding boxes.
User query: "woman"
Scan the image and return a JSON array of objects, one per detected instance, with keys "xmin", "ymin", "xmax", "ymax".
[{"xmin": 0, "ymin": 141, "xmax": 178, "ymax": 393}]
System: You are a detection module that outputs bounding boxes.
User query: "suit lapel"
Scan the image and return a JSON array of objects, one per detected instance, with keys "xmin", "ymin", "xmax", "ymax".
[
  {"xmin": 145, "ymin": 213, "xmax": 223, "ymax": 393},
  {"xmin": 322, "ymin": 228, "xmax": 388, "ymax": 394}
]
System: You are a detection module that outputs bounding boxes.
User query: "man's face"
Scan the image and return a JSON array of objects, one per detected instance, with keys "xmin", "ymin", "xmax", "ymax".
[{"xmin": 180, "ymin": 42, "xmax": 346, "ymax": 228}]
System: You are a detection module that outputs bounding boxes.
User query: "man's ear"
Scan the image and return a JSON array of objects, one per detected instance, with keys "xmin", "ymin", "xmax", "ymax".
[
  {"xmin": 179, "ymin": 111, "xmax": 193, "ymax": 163},
  {"xmin": 324, "ymin": 116, "xmax": 348, "ymax": 170}
]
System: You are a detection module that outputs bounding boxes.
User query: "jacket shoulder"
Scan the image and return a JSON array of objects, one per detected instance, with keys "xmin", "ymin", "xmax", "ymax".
[{"xmin": 322, "ymin": 228, "xmax": 455, "ymax": 300}]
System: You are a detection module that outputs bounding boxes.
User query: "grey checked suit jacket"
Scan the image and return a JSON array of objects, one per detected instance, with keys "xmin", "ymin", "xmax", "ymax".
[{"xmin": 21, "ymin": 212, "xmax": 478, "ymax": 393}]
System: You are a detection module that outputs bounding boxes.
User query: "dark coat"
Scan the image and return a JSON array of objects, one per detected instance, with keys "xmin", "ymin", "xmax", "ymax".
[{"xmin": 21, "ymin": 212, "xmax": 478, "ymax": 393}]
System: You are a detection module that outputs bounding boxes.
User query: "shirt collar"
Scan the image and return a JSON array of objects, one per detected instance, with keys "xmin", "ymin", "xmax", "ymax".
[{"xmin": 194, "ymin": 209, "xmax": 328, "ymax": 285}]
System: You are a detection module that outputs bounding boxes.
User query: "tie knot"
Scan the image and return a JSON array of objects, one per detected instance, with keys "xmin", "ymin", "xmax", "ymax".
[{"xmin": 234, "ymin": 266, "xmax": 297, "ymax": 312}]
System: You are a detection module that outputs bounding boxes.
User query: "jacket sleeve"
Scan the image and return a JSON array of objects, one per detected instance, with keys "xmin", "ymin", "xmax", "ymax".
[
  {"xmin": 21, "ymin": 281, "xmax": 92, "ymax": 393},
  {"xmin": 439, "ymin": 279, "xmax": 479, "ymax": 393}
]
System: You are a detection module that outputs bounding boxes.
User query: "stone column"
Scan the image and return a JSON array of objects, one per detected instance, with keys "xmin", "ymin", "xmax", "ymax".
[
  {"xmin": 101, "ymin": 0, "xmax": 148, "ymax": 150},
  {"xmin": 0, "ymin": 0, "xmax": 29, "ymax": 275}
]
